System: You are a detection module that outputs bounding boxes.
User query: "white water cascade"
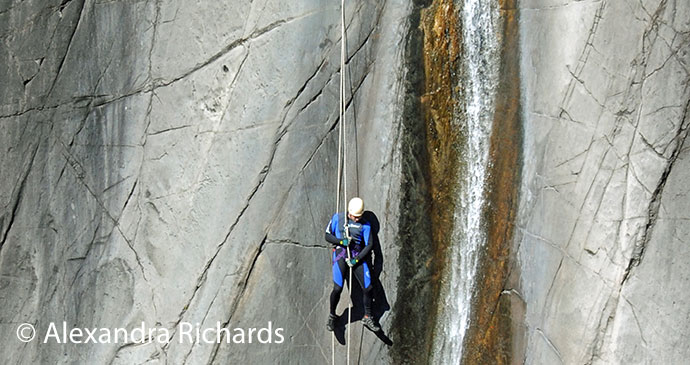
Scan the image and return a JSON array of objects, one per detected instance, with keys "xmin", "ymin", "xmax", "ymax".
[{"xmin": 432, "ymin": 0, "xmax": 500, "ymax": 362}]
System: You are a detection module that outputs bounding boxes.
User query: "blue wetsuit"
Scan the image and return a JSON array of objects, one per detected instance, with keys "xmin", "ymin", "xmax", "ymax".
[{"xmin": 325, "ymin": 213, "xmax": 374, "ymax": 316}]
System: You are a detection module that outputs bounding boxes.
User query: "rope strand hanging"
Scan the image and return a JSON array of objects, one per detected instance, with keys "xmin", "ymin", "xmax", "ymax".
[
  {"xmin": 340, "ymin": 1, "xmax": 354, "ymax": 364},
  {"xmin": 332, "ymin": 0, "xmax": 353, "ymax": 363}
]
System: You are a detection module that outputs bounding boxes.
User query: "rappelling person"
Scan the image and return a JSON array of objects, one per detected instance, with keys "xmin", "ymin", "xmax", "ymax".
[{"xmin": 325, "ymin": 197, "xmax": 381, "ymax": 333}]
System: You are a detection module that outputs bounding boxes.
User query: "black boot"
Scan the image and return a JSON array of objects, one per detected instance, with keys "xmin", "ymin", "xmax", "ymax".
[
  {"xmin": 326, "ymin": 314, "xmax": 338, "ymax": 332},
  {"xmin": 361, "ymin": 315, "xmax": 380, "ymax": 332}
]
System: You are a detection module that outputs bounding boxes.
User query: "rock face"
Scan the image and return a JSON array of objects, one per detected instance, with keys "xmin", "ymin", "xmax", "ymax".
[
  {"xmin": 1, "ymin": 0, "xmax": 409, "ymax": 363},
  {"xmin": 2, "ymin": 0, "xmax": 690, "ymax": 363},
  {"xmin": 517, "ymin": 0, "xmax": 690, "ymax": 363}
]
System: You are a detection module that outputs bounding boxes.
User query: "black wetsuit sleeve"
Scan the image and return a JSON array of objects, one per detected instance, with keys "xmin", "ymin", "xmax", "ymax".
[
  {"xmin": 325, "ymin": 232, "xmax": 342, "ymax": 246},
  {"xmin": 325, "ymin": 214, "xmax": 345, "ymax": 247},
  {"xmin": 354, "ymin": 225, "xmax": 373, "ymax": 261}
]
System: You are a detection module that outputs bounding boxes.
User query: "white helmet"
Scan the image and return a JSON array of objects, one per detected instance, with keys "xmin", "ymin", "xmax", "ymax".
[{"xmin": 348, "ymin": 197, "xmax": 364, "ymax": 217}]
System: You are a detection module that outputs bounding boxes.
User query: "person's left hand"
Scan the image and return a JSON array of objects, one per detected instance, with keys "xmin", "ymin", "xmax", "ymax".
[{"xmin": 346, "ymin": 258, "xmax": 358, "ymax": 267}]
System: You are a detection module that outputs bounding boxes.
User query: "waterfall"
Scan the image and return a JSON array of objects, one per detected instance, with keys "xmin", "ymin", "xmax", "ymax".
[{"xmin": 433, "ymin": 0, "xmax": 500, "ymax": 362}]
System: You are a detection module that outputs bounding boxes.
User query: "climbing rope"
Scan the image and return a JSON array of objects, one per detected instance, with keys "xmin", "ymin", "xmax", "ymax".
[
  {"xmin": 332, "ymin": 0, "xmax": 352, "ymax": 364},
  {"xmin": 340, "ymin": 0, "xmax": 354, "ymax": 364}
]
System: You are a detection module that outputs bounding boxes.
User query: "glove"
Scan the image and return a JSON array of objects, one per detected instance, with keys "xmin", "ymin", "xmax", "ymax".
[
  {"xmin": 346, "ymin": 258, "xmax": 358, "ymax": 267},
  {"xmin": 340, "ymin": 238, "xmax": 349, "ymax": 247}
]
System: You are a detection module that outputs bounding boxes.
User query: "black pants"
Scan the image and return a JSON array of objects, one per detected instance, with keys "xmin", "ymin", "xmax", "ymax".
[{"xmin": 330, "ymin": 258, "xmax": 373, "ymax": 317}]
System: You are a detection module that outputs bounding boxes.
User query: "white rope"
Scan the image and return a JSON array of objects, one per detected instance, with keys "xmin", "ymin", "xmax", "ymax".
[
  {"xmin": 333, "ymin": 1, "xmax": 351, "ymax": 363},
  {"xmin": 340, "ymin": 1, "xmax": 354, "ymax": 365}
]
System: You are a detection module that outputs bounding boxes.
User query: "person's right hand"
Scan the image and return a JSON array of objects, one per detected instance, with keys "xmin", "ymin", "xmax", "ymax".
[{"xmin": 340, "ymin": 238, "xmax": 349, "ymax": 247}]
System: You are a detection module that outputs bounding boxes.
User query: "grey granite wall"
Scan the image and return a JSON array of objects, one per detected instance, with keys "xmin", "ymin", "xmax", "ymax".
[
  {"xmin": 0, "ymin": 0, "xmax": 410, "ymax": 363},
  {"xmin": 3, "ymin": 0, "xmax": 690, "ymax": 363},
  {"xmin": 517, "ymin": 0, "xmax": 690, "ymax": 363}
]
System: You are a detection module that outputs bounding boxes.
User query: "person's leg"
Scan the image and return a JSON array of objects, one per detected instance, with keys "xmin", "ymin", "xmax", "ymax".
[
  {"xmin": 353, "ymin": 262, "xmax": 374, "ymax": 317},
  {"xmin": 354, "ymin": 261, "xmax": 379, "ymax": 331},
  {"xmin": 330, "ymin": 259, "xmax": 346, "ymax": 315},
  {"xmin": 328, "ymin": 259, "xmax": 348, "ymax": 331},
  {"xmin": 329, "ymin": 283, "xmax": 343, "ymax": 315}
]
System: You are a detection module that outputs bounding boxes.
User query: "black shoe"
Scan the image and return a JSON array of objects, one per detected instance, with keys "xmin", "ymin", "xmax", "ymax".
[
  {"xmin": 362, "ymin": 315, "xmax": 380, "ymax": 332},
  {"xmin": 326, "ymin": 314, "xmax": 338, "ymax": 332}
]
